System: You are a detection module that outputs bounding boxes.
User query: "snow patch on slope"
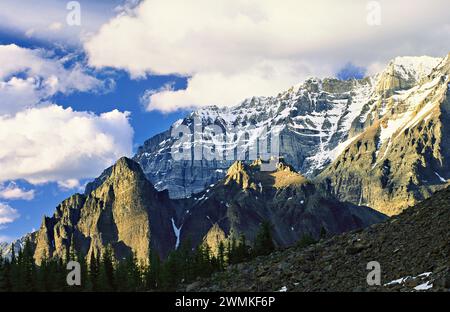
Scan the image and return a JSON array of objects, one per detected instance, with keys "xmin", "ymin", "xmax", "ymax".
[{"xmin": 171, "ymin": 218, "xmax": 182, "ymax": 249}]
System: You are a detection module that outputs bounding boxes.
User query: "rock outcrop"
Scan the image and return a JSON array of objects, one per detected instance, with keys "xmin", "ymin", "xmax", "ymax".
[
  {"xmin": 133, "ymin": 76, "xmax": 380, "ymax": 198},
  {"xmin": 133, "ymin": 54, "xmax": 450, "ymax": 217},
  {"xmin": 33, "ymin": 157, "xmax": 177, "ymax": 265},
  {"xmin": 19, "ymin": 157, "xmax": 386, "ymax": 265},
  {"xmin": 320, "ymin": 54, "xmax": 450, "ymax": 215},
  {"xmin": 189, "ymin": 184, "xmax": 450, "ymax": 292},
  {"xmin": 175, "ymin": 160, "xmax": 386, "ymax": 252}
]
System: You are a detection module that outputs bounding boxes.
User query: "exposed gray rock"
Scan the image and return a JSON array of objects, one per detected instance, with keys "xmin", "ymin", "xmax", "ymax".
[
  {"xmin": 133, "ymin": 54, "xmax": 445, "ymax": 218},
  {"xmin": 189, "ymin": 184, "xmax": 450, "ymax": 292}
]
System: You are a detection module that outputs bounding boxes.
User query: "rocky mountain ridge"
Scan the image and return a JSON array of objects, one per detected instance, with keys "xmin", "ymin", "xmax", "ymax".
[
  {"xmin": 3, "ymin": 157, "xmax": 386, "ymax": 264},
  {"xmin": 33, "ymin": 157, "xmax": 176, "ymax": 265},
  {"xmin": 172, "ymin": 159, "xmax": 386, "ymax": 254},
  {"xmin": 188, "ymin": 183, "xmax": 450, "ymax": 292},
  {"xmin": 320, "ymin": 54, "xmax": 450, "ymax": 215},
  {"xmin": 133, "ymin": 53, "xmax": 449, "ymax": 216}
]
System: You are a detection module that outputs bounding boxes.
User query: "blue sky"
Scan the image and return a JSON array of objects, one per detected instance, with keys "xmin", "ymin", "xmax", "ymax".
[
  {"xmin": 0, "ymin": 1, "xmax": 189, "ymax": 241},
  {"xmin": 1, "ymin": 0, "xmax": 449, "ymax": 243}
]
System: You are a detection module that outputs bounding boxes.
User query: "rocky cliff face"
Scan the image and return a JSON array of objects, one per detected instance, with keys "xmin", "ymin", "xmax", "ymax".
[
  {"xmin": 189, "ymin": 183, "xmax": 450, "ymax": 292},
  {"xmin": 29, "ymin": 157, "xmax": 386, "ymax": 264},
  {"xmin": 319, "ymin": 54, "xmax": 450, "ymax": 215},
  {"xmin": 0, "ymin": 232, "xmax": 36, "ymax": 260},
  {"xmin": 33, "ymin": 157, "xmax": 177, "ymax": 265},
  {"xmin": 134, "ymin": 75, "xmax": 379, "ymax": 198},
  {"xmin": 174, "ymin": 160, "xmax": 386, "ymax": 254},
  {"xmin": 133, "ymin": 54, "xmax": 448, "ymax": 217}
]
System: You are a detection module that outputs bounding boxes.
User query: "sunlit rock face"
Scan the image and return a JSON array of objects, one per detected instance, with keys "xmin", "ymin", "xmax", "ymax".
[
  {"xmin": 33, "ymin": 157, "xmax": 177, "ymax": 265},
  {"xmin": 135, "ymin": 54, "xmax": 450, "ymax": 216}
]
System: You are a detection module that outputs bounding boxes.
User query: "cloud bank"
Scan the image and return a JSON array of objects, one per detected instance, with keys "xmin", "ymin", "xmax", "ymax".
[
  {"xmin": 0, "ymin": 44, "xmax": 134, "ymax": 188},
  {"xmin": 0, "ymin": 44, "xmax": 101, "ymax": 116},
  {"xmin": 0, "ymin": 203, "xmax": 20, "ymax": 225},
  {"xmin": 0, "ymin": 183, "xmax": 35, "ymax": 201},
  {"xmin": 0, "ymin": 105, "xmax": 133, "ymax": 186},
  {"xmin": 85, "ymin": 0, "xmax": 450, "ymax": 112}
]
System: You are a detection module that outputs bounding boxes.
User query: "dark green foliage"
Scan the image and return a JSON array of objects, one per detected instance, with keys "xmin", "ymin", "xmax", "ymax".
[
  {"xmin": 320, "ymin": 227, "xmax": 328, "ymax": 239},
  {"xmin": 97, "ymin": 246, "xmax": 115, "ymax": 291},
  {"xmin": 0, "ymin": 224, "xmax": 286, "ymax": 292},
  {"xmin": 228, "ymin": 234, "xmax": 250, "ymax": 264},
  {"xmin": 252, "ymin": 221, "xmax": 275, "ymax": 257},
  {"xmin": 217, "ymin": 241, "xmax": 226, "ymax": 271},
  {"xmin": 296, "ymin": 233, "xmax": 317, "ymax": 249}
]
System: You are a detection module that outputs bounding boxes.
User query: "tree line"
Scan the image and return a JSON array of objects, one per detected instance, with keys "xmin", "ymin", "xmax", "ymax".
[{"xmin": 0, "ymin": 221, "xmax": 277, "ymax": 292}]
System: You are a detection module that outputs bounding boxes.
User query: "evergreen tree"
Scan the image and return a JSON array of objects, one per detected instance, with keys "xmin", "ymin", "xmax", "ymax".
[
  {"xmin": 253, "ymin": 221, "xmax": 275, "ymax": 257},
  {"xmin": 160, "ymin": 251, "xmax": 179, "ymax": 291},
  {"xmin": 78, "ymin": 252, "xmax": 90, "ymax": 291},
  {"xmin": 1, "ymin": 260, "xmax": 12, "ymax": 292},
  {"xmin": 98, "ymin": 246, "xmax": 115, "ymax": 291},
  {"xmin": 21, "ymin": 239, "xmax": 37, "ymax": 291},
  {"xmin": 116, "ymin": 253, "xmax": 141, "ymax": 291},
  {"xmin": 145, "ymin": 249, "xmax": 161, "ymax": 290},
  {"xmin": 89, "ymin": 252, "xmax": 100, "ymax": 291},
  {"xmin": 296, "ymin": 233, "xmax": 317, "ymax": 249},
  {"xmin": 237, "ymin": 234, "xmax": 250, "ymax": 262},
  {"xmin": 217, "ymin": 241, "xmax": 226, "ymax": 271},
  {"xmin": 0, "ymin": 251, "xmax": 4, "ymax": 291},
  {"xmin": 320, "ymin": 227, "xmax": 328, "ymax": 239}
]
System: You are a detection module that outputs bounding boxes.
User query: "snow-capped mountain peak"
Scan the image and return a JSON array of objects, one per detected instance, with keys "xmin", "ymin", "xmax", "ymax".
[{"xmin": 134, "ymin": 53, "xmax": 450, "ymax": 203}]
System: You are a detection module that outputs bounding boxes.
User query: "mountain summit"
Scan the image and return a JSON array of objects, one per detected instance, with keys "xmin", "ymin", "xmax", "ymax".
[
  {"xmin": 135, "ymin": 53, "xmax": 450, "ymax": 215},
  {"xmin": 33, "ymin": 157, "xmax": 176, "ymax": 265},
  {"xmin": 20, "ymin": 157, "xmax": 385, "ymax": 264}
]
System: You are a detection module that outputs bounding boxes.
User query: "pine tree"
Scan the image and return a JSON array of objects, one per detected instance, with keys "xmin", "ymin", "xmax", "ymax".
[
  {"xmin": 146, "ymin": 249, "xmax": 161, "ymax": 290},
  {"xmin": 296, "ymin": 233, "xmax": 317, "ymax": 249},
  {"xmin": 253, "ymin": 221, "xmax": 275, "ymax": 257},
  {"xmin": 320, "ymin": 227, "xmax": 327, "ymax": 239},
  {"xmin": 37, "ymin": 257, "xmax": 51, "ymax": 291},
  {"xmin": 89, "ymin": 252, "xmax": 100, "ymax": 291},
  {"xmin": 21, "ymin": 239, "xmax": 37, "ymax": 291},
  {"xmin": 56, "ymin": 257, "xmax": 68, "ymax": 291},
  {"xmin": 125, "ymin": 253, "xmax": 141, "ymax": 291},
  {"xmin": 160, "ymin": 250, "xmax": 182, "ymax": 291},
  {"xmin": 98, "ymin": 245, "xmax": 115, "ymax": 291},
  {"xmin": 237, "ymin": 234, "xmax": 250, "ymax": 262},
  {"xmin": 9, "ymin": 243, "xmax": 19, "ymax": 291},
  {"xmin": 78, "ymin": 252, "xmax": 89, "ymax": 291},
  {"xmin": 217, "ymin": 241, "xmax": 226, "ymax": 271},
  {"xmin": 0, "ymin": 250, "xmax": 5, "ymax": 291}
]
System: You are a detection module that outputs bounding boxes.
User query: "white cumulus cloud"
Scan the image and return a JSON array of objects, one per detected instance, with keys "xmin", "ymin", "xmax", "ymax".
[
  {"xmin": 0, "ymin": 43, "xmax": 135, "ymax": 190},
  {"xmin": 0, "ymin": 44, "xmax": 102, "ymax": 116},
  {"xmin": 0, "ymin": 183, "xmax": 35, "ymax": 201},
  {"xmin": 0, "ymin": 203, "xmax": 20, "ymax": 225},
  {"xmin": 0, "ymin": 105, "xmax": 134, "ymax": 187},
  {"xmin": 85, "ymin": 0, "xmax": 450, "ymax": 112}
]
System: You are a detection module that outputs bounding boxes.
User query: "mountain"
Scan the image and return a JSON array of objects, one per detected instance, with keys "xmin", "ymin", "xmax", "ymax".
[
  {"xmin": 27, "ymin": 157, "xmax": 385, "ymax": 264},
  {"xmin": 8, "ymin": 52, "xmax": 449, "ymax": 268},
  {"xmin": 0, "ymin": 233, "xmax": 36, "ymax": 260},
  {"xmin": 187, "ymin": 183, "xmax": 450, "ymax": 292},
  {"xmin": 175, "ymin": 159, "xmax": 386, "ymax": 253},
  {"xmin": 33, "ymin": 157, "xmax": 177, "ymax": 265},
  {"xmin": 133, "ymin": 53, "xmax": 450, "ymax": 216},
  {"xmin": 134, "ymin": 76, "xmax": 377, "ymax": 198},
  {"xmin": 320, "ymin": 54, "xmax": 450, "ymax": 215},
  {"xmin": 0, "ymin": 242, "xmax": 8, "ymax": 257}
]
